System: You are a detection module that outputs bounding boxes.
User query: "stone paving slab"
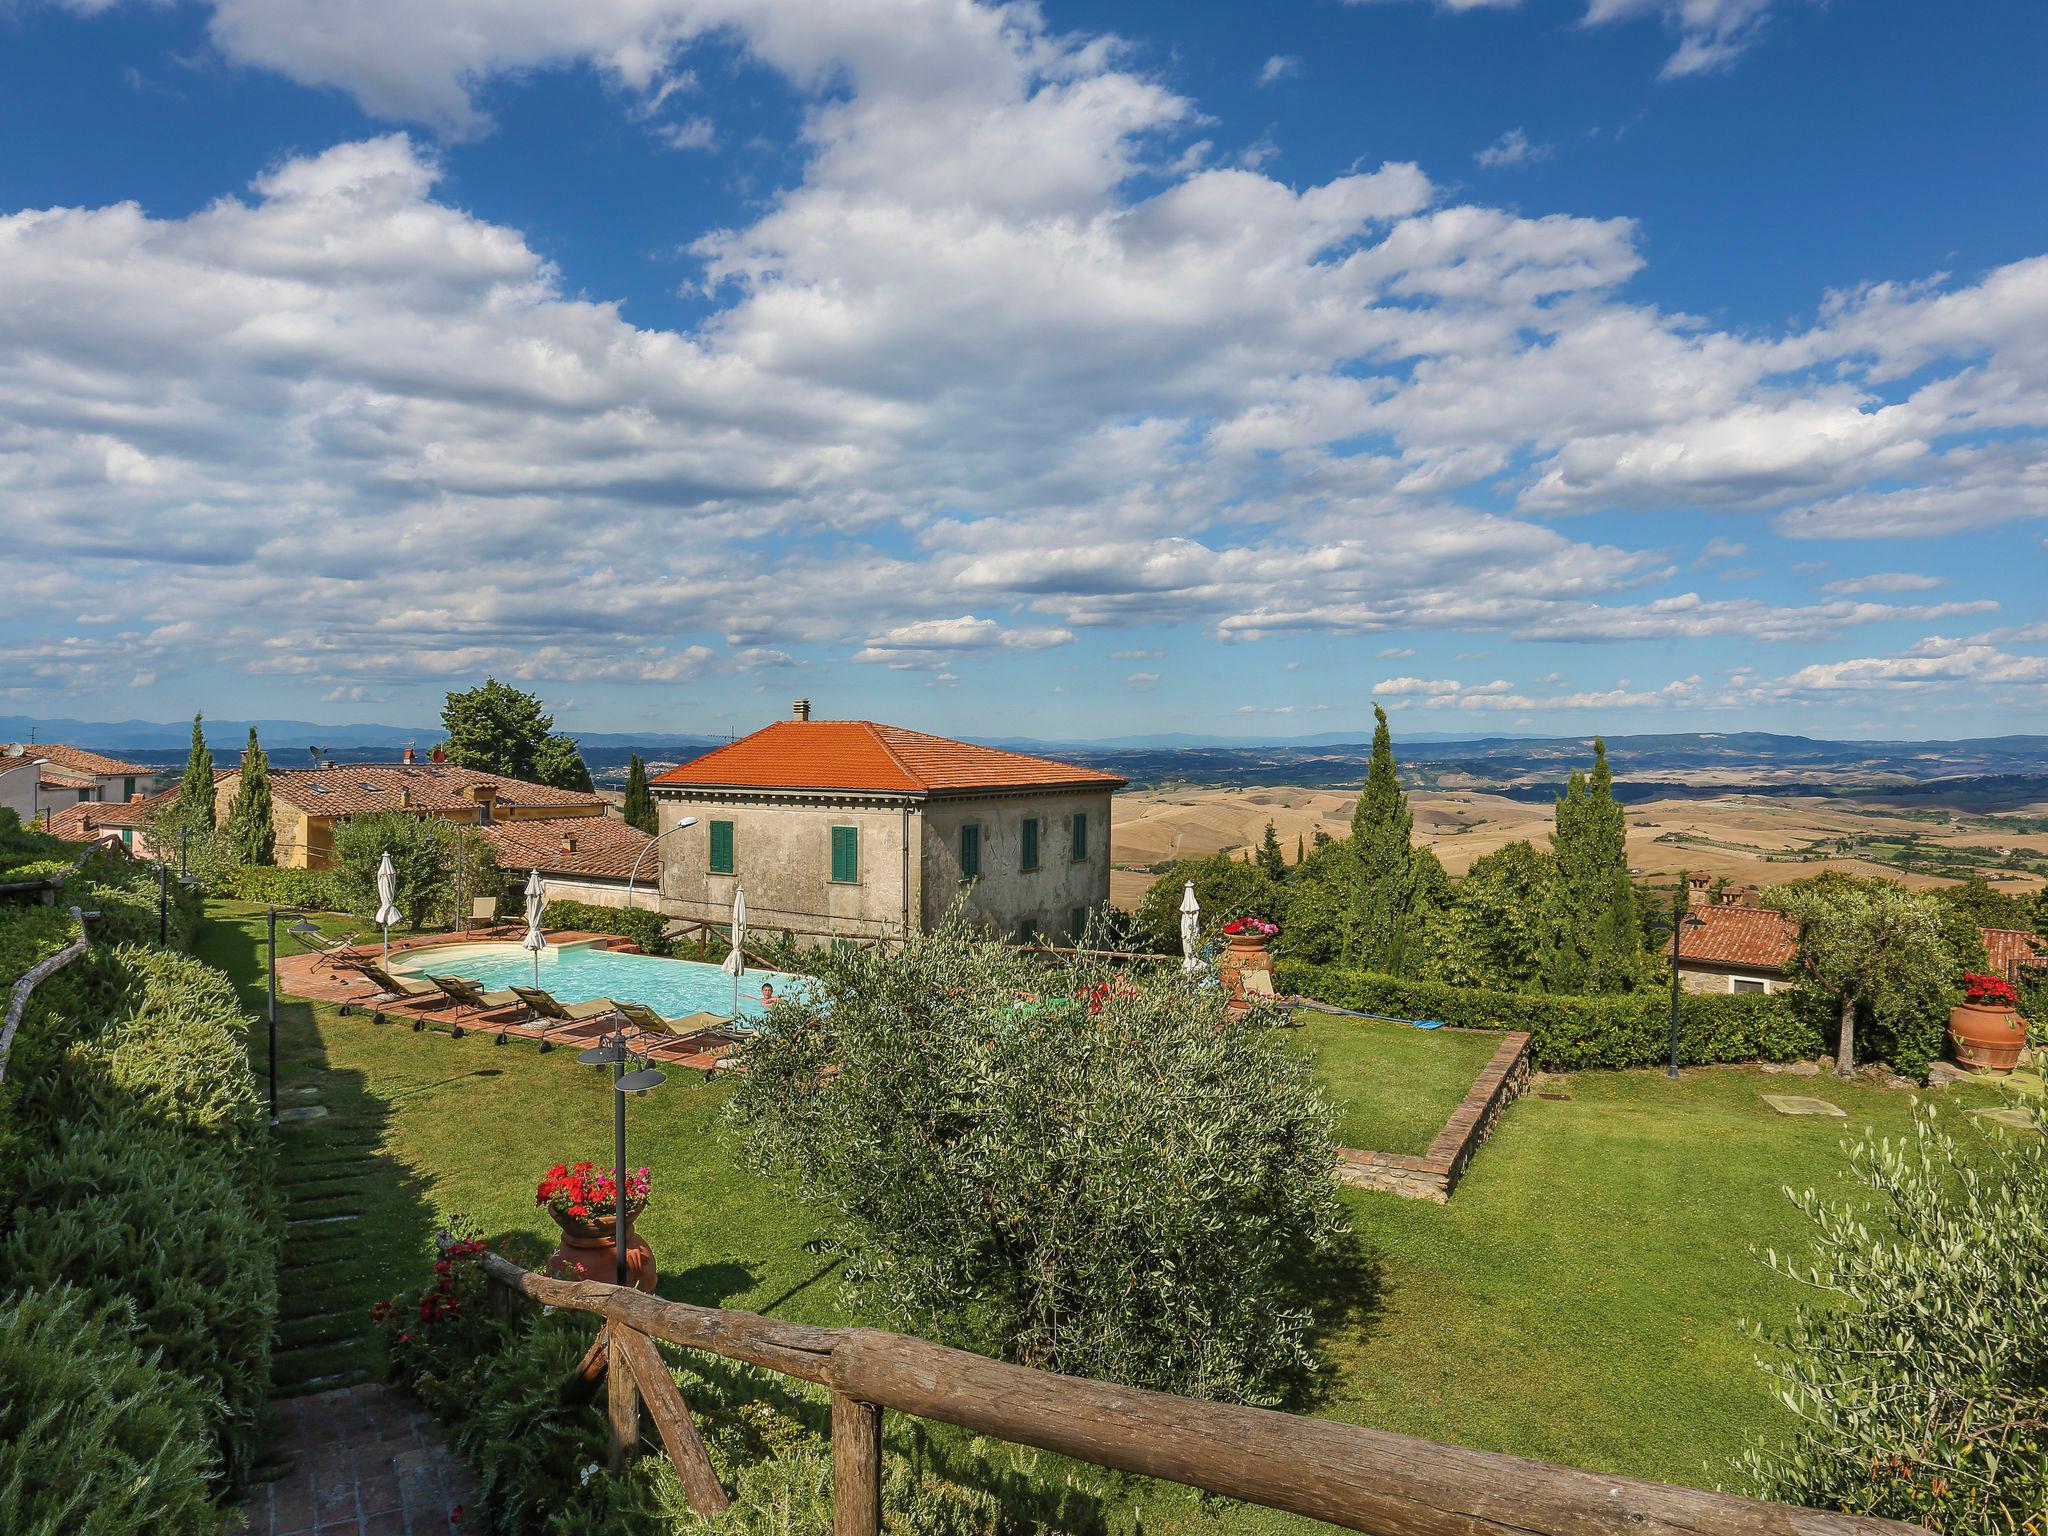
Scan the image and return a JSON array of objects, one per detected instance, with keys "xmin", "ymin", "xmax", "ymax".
[
  {"xmin": 1759, "ymin": 1094, "xmax": 1846, "ymax": 1117},
  {"xmin": 241, "ymin": 1383, "xmax": 478, "ymax": 1536}
]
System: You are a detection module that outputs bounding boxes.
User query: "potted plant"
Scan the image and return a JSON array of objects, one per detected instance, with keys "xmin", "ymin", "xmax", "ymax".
[
  {"xmin": 1949, "ymin": 972, "xmax": 2027, "ymax": 1073},
  {"xmin": 1221, "ymin": 916, "xmax": 1278, "ymax": 956},
  {"xmin": 536, "ymin": 1161, "xmax": 658, "ymax": 1291},
  {"xmin": 1218, "ymin": 917, "xmax": 1278, "ymax": 1013}
]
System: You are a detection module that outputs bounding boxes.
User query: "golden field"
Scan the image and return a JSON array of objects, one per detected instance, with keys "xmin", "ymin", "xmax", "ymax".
[{"xmin": 1108, "ymin": 783, "xmax": 2048, "ymax": 909}]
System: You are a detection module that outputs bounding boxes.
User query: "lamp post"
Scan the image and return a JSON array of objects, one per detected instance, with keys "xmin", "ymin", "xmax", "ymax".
[
  {"xmin": 623, "ymin": 815, "xmax": 698, "ymax": 910},
  {"xmin": 266, "ymin": 906, "xmax": 280, "ymax": 1125},
  {"xmin": 1667, "ymin": 881, "xmax": 1706, "ymax": 1080},
  {"xmin": 579, "ymin": 1023, "xmax": 666, "ymax": 1285}
]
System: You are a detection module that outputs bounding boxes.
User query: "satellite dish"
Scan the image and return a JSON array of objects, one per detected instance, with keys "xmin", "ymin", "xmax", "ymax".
[
  {"xmin": 307, "ymin": 745, "xmax": 325, "ymax": 762},
  {"xmin": 4, "ymin": 744, "xmax": 23, "ymax": 759}
]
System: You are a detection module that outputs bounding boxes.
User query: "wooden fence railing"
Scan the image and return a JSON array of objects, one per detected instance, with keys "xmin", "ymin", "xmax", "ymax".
[{"xmin": 478, "ymin": 1249, "xmax": 1910, "ymax": 1536}]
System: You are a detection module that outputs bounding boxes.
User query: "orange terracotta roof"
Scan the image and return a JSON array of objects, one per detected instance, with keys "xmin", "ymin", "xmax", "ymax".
[
  {"xmin": 1, "ymin": 742, "xmax": 152, "ymax": 777},
  {"xmin": 45, "ymin": 799, "xmax": 153, "ymax": 838},
  {"xmin": 1983, "ymin": 927, "xmax": 2044, "ymax": 976},
  {"xmin": 653, "ymin": 720, "xmax": 1125, "ymax": 796},
  {"xmin": 261, "ymin": 764, "xmax": 604, "ymax": 817},
  {"xmin": 1680, "ymin": 905, "xmax": 1799, "ymax": 972},
  {"xmin": 474, "ymin": 815, "xmax": 653, "ymax": 880}
]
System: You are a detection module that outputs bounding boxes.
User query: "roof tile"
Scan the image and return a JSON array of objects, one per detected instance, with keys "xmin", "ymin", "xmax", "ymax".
[{"xmin": 653, "ymin": 720, "xmax": 1124, "ymax": 796}]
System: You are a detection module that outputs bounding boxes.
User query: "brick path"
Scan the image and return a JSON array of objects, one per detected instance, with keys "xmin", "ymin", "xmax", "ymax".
[{"xmin": 241, "ymin": 1383, "xmax": 479, "ymax": 1536}]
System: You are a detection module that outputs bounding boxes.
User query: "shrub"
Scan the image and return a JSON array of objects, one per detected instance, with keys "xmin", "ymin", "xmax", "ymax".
[
  {"xmin": 219, "ymin": 863, "xmax": 349, "ymax": 911},
  {"xmin": 1740, "ymin": 1106, "xmax": 2048, "ymax": 1527},
  {"xmin": 1275, "ymin": 960, "xmax": 1821, "ymax": 1071},
  {"xmin": 0, "ymin": 1285, "xmax": 220, "ymax": 1536},
  {"xmin": 729, "ymin": 922, "xmax": 1347, "ymax": 1405},
  {"xmin": 2, "ymin": 1119, "xmax": 280, "ymax": 1486},
  {"xmin": 540, "ymin": 898, "xmax": 670, "ymax": 957},
  {"xmin": 331, "ymin": 810, "xmax": 455, "ymax": 927},
  {"xmin": 1134, "ymin": 853, "xmax": 1283, "ymax": 955}
]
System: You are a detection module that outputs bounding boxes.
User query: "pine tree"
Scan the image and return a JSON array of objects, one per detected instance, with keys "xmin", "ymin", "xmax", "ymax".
[
  {"xmin": 621, "ymin": 754, "xmax": 658, "ymax": 834},
  {"xmin": 175, "ymin": 713, "xmax": 216, "ymax": 836},
  {"xmin": 1257, "ymin": 821, "xmax": 1287, "ymax": 880},
  {"xmin": 223, "ymin": 727, "xmax": 276, "ymax": 865},
  {"xmin": 1350, "ymin": 704, "xmax": 1417, "ymax": 973}
]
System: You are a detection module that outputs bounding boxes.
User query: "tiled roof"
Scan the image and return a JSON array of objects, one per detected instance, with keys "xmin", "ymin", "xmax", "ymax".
[
  {"xmin": 1, "ymin": 742, "xmax": 152, "ymax": 777},
  {"xmin": 474, "ymin": 815, "xmax": 654, "ymax": 880},
  {"xmin": 43, "ymin": 781, "xmax": 185, "ymax": 840},
  {"xmin": 1680, "ymin": 905, "xmax": 1799, "ymax": 971},
  {"xmin": 260, "ymin": 764, "xmax": 604, "ymax": 816},
  {"xmin": 653, "ymin": 720, "xmax": 1125, "ymax": 796},
  {"xmin": 1983, "ymin": 927, "xmax": 2044, "ymax": 976}
]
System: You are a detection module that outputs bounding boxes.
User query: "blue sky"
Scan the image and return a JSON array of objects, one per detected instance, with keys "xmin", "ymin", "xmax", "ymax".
[{"xmin": 3, "ymin": 0, "xmax": 2044, "ymax": 744}]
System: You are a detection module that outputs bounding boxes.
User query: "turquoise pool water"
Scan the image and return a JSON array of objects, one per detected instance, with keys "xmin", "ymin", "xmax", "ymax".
[{"xmin": 390, "ymin": 940, "xmax": 805, "ymax": 1020}]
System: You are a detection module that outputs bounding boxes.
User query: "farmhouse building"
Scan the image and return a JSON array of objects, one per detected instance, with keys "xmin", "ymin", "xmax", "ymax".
[
  {"xmin": 210, "ymin": 759, "xmax": 606, "ymax": 868},
  {"xmin": 471, "ymin": 814, "xmax": 655, "ymax": 911},
  {"xmin": 651, "ymin": 703, "xmax": 1124, "ymax": 943},
  {"xmin": 1, "ymin": 742, "xmax": 155, "ymax": 824}
]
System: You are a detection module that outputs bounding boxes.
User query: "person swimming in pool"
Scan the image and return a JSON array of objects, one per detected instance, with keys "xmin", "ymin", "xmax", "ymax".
[{"xmin": 759, "ymin": 981, "xmax": 776, "ymax": 1006}]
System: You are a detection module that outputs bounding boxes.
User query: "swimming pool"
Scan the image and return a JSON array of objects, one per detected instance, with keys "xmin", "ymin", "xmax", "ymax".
[{"xmin": 390, "ymin": 940, "xmax": 805, "ymax": 1021}]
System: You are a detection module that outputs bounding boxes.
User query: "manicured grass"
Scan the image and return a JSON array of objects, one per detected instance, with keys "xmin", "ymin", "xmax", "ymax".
[
  {"xmin": 200, "ymin": 900, "xmax": 2022, "ymax": 1515},
  {"xmin": 1287, "ymin": 1012, "xmax": 1503, "ymax": 1154}
]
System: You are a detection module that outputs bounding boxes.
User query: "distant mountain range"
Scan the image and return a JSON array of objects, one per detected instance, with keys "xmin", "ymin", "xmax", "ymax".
[{"xmin": 7, "ymin": 714, "xmax": 2047, "ymax": 795}]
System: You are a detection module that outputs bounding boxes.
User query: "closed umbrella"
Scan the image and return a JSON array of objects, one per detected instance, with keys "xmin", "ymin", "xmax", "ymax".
[
  {"xmin": 722, "ymin": 881, "xmax": 747, "ymax": 1016},
  {"xmin": 372, "ymin": 851, "xmax": 403, "ymax": 967},
  {"xmin": 1180, "ymin": 880, "xmax": 1202, "ymax": 974},
  {"xmin": 522, "ymin": 868, "xmax": 547, "ymax": 989}
]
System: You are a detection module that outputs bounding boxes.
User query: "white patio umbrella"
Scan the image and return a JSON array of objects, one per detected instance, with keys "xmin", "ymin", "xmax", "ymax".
[
  {"xmin": 1180, "ymin": 880, "xmax": 1202, "ymax": 974},
  {"xmin": 372, "ymin": 851, "xmax": 403, "ymax": 967},
  {"xmin": 521, "ymin": 868, "xmax": 548, "ymax": 989},
  {"xmin": 721, "ymin": 881, "xmax": 747, "ymax": 1017}
]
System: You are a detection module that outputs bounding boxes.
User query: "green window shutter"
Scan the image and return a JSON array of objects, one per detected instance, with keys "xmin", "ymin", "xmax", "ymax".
[
  {"xmin": 1021, "ymin": 818, "xmax": 1039, "ymax": 870},
  {"xmin": 831, "ymin": 825, "xmax": 860, "ymax": 883},
  {"xmin": 1069, "ymin": 906, "xmax": 1086, "ymax": 941},
  {"xmin": 1019, "ymin": 917, "xmax": 1037, "ymax": 943},
  {"xmin": 960, "ymin": 823, "xmax": 980, "ymax": 878},
  {"xmin": 1070, "ymin": 812, "xmax": 1087, "ymax": 861},
  {"xmin": 709, "ymin": 819, "xmax": 735, "ymax": 875}
]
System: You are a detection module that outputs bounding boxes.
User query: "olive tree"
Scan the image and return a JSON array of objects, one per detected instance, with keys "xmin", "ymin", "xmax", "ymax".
[
  {"xmin": 1741, "ymin": 1106, "xmax": 2048, "ymax": 1527},
  {"xmin": 727, "ymin": 922, "xmax": 1348, "ymax": 1405},
  {"xmin": 1769, "ymin": 877, "xmax": 1959, "ymax": 1077}
]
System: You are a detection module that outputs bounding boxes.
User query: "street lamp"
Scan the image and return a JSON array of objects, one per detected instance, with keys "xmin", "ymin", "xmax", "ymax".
[
  {"xmin": 1667, "ymin": 882, "xmax": 1707, "ymax": 1080},
  {"xmin": 623, "ymin": 815, "xmax": 698, "ymax": 910},
  {"xmin": 577, "ymin": 1023, "xmax": 665, "ymax": 1285}
]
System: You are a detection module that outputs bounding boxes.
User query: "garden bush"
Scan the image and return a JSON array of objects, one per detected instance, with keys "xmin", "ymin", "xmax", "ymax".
[
  {"xmin": 0, "ymin": 1285, "xmax": 220, "ymax": 1536},
  {"xmin": 1275, "ymin": 960, "xmax": 1822, "ymax": 1071},
  {"xmin": 729, "ymin": 921, "xmax": 1347, "ymax": 1405},
  {"xmin": 1740, "ymin": 1106, "xmax": 2048, "ymax": 1528},
  {"xmin": 220, "ymin": 862, "xmax": 349, "ymax": 911},
  {"xmin": 540, "ymin": 898, "xmax": 671, "ymax": 956},
  {"xmin": 2, "ymin": 1118, "xmax": 280, "ymax": 1485}
]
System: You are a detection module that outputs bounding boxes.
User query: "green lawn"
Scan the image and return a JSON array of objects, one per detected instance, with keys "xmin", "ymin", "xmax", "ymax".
[
  {"xmin": 200, "ymin": 900, "xmax": 2021, "ymax": 1519},
  {"xmin": 1284, "ymin": 1013, "xmax": 1503, "ymax": 1154}
]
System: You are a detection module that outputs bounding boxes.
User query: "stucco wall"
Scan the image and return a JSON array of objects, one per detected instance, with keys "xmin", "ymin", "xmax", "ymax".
[
  {"xmin": 654, "ymin": 791, "xmax": 921, "ymax": 940},
  {"xmin": 538, "ymin": 874, "xmax": 659, "ymax": 911},
  {"xmin": 0, "ymin": 762, "xmax": 40, "ymax": 823},
  {"xmin": 920, "ymin": 789, "xmax": 1115, "ymax": 939},
  {"xmin": 1676, "ymin": 962, "xmax": 1784, "ymax": 995}
]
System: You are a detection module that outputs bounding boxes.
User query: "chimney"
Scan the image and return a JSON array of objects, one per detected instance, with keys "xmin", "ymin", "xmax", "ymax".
[
  {"xmin": 399, "ymin": 787, "xmax": 411, "ymax": 808},
  {"xmin": 80, "ymin": 814, "xmax": 94, "ymax": 832},
  {"xmin": 403, "ymin": 746, "xmax": 417, "ymax": 764},
  {"xmin": 466, "ymin": 782, "xmax": 498, "ymax": 825},
  {"xmin": 560, "ymin": 833, "xmax": 577, "ymax": 854},
  {"xmin": 792, "ymin": 698, "xmax": 811, "ymax": 722}
]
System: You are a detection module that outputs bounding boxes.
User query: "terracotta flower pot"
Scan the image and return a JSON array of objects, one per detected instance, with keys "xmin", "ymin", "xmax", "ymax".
[
  {"xmin": 1948, "ymin": 1003, "xmax": 2027, "ymax": 1073},
  {"xmin": 1219, "ymin": 932, "xmax": 1272, "ymax": 1013},
  {"xmin": 546, "ymin": 1209, "xmax": 658, "ymax": 1292}
]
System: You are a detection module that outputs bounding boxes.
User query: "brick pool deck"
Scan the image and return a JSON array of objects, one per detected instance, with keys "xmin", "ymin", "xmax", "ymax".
[{"xmin": 275, "ymin": 931, "xmax": 750, "ymax": 1071}]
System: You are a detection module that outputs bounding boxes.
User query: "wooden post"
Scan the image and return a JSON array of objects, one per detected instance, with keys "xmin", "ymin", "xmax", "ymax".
[
  {"xmin": 606, "ymin": 1323, "xmax": 640, "ymax": 1470},
  {"xmin": 561, "ymin": 1323, "xmax": 609, "ymax": 1406},
  {"xmin": 831, "ymin": 1392, "xmax": 882, "ymax": 1536},
  {"xmin": 614, "ymin": 1325, "xmax": 730, "ymax": 1514}
]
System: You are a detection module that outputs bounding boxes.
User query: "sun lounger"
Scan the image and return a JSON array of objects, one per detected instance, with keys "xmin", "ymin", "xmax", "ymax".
[
  {"xmin": 507, "ymin": 986, "xmax": 623, "ymax": 1050},
  {"xmin": 427, "ymin": 974, "xmax": 526, "ymax": 1019},
  {"xmin": 345, "ymin": 958, "xmax": 448, "ymax": 1007},
  {"xmin": 296, "ymin": 927, "xmax": 364, "ymax": 973}
]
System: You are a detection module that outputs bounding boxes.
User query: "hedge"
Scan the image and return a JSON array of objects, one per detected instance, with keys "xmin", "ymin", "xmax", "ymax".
[
  {"xmin": 1275, "ymin": 960, "xmax": 1824, "ymax": 1072},
  {"xmin": 540, "ymin": 898, "xmax": 671, "ymax": 956},
  {"xmin": 0, "ymin": 1285, "xmax": 221, "ymax": 1536},
  {"xmin": 217, "ymin": 863, "xmax": 349, "ymax": 912}
]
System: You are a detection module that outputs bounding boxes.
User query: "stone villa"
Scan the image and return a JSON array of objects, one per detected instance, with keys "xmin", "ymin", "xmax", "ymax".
[{"xmin": 652, "ymin": 703, "xmax": 1124, "ymax": 943}]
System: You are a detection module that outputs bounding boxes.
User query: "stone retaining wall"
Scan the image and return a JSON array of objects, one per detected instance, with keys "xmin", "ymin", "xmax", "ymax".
[{"xmin": 1335, "ymin": 1029, "xmax": 1532, "ymax": 1203}]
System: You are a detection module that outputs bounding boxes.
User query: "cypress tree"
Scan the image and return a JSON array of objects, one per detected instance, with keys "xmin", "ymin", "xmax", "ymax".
[
  {"xmin": 1350, "ymin": 704, "xmax": 1417, "ymax": 973},
  {"xmin": 223, "ymin": 728, "xmax": 276, "ymax": 866},
  {"xmin": 1257, "ymin": 821, "xmax": 1287, "ymax": 880},
  {"xmin": 621, "ymin": 754, "xmax": 658, "ymax": 834},
  {"xmin": 175, "ymin": 713, "xmax": 216, "ymax": 835},
  {"xmin": 1295, "ymin": 833, "xmax": 1304, "ymax": 866},
  {"xmin": 1549, "ymin": 737, "xmax": 1640, "ymax": 993}
]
